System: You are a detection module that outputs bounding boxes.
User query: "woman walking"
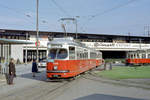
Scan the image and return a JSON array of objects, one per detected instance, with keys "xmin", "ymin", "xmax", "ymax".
[{"xmin": 32, "ymin": 59, "xmax": 38, "ymax": 77}]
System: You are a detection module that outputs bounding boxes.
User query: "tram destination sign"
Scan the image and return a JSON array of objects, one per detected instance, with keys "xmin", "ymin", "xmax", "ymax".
[{"xmin": 50, "ymin": 44, "xmax": 62, "ymax": 48}]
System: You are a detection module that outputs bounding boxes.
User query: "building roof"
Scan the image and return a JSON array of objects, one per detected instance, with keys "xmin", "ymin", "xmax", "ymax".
[
  {"xmin": 0, "ymin": 38, "xmax": 34, "ymax": 44},
  {"xmin": 0, "ymin": 28, "xmax": 148, "ymax": 38}
]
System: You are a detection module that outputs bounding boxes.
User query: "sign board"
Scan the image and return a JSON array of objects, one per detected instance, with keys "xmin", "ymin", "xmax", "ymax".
[
  {"xmin": 83, "ymin": 42, "xmax": 150, "ymax": 50},
  {"xmin": 35, "ymin": 41, "xmax": 40, "ymax": 46}
]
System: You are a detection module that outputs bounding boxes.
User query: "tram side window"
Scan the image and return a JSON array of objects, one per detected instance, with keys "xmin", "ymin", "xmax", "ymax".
[
  {"xmin": 137, "ymin": 54, "xmax": 140, "ymax": 58},
  {"xmin": 97, "ymin": 53, "xmax": 102, "ymax": 59},
  {"xmin": 69, "ymin": 47, "xmax": 75, "ymax": 59},
  {"xmin": 148, "ymin": 54, "xmax": 150, "ymax": 58},
  {"xmin": 85, "ymin": 52, "xmax": 88, "ymax": 59},
  {"xmin": 142, "ymin": 54, "xmax": 146, "ymax": 58},
  {"xmin": 131, "ymin": 54, "xmax": 133, "ymax": 59},
  {"xmin": 80, "ymin": 53, "xmax": 83, "ymax": 59},
  {"xmin": 127, "ymin": 54, "xmax": 130, "ymax": 58},
  {"xmin": 90, "ymin": 52, "xmax": 96, "ymax": 59},
  {"xmin": 77, "ymin": 52, "xmax": 80, "ymax": 59},
  {"xmin": 80, "ymin": 53, "xmax": 85, "ymax": 59},
  {"xmin": 134, "ymin": 54, "xmax": 136, "ymax": 58}
]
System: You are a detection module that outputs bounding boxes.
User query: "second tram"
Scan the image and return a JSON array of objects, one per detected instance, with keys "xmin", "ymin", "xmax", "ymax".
[
  {"xmin": 126, "ymin": 49, "xmax": 150, "ymax": 65},
  {"xmin": 46, "ymin": 37, "xmax": 103, "ymax": 79}
]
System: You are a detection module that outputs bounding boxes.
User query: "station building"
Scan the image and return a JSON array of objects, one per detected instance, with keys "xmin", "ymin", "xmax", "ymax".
[{"xmin": 0, "ymin": 29, "xmax": 150, "ymax": 63}]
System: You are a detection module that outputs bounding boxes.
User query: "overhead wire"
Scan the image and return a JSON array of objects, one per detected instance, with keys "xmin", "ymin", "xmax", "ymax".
[
  {"xmin": 50, "ymin": 0, "xmax": 71, "ymax": 17},
  {"xmin": 81, "ymin": 0, "xmax": 139, "ymax": 32},
  {"xmin": 0, "ymin": 3, "xmax": 36, "ymax": 27},
  {"xmin": 0, "ymin": 2, "xmax": 53, "ymax": 31},
  {"xmin": 89, "ymin": 0, "xmax": 138, "ymax": 20},
  {"xmin": 47, "ymin": 0, "xmax": 76, "ymax": 32}
]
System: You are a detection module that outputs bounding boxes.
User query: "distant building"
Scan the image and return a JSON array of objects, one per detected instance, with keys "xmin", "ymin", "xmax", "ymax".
[{"xmin": 0, "ymin": 29, "xmax": 150, "ymax": 63}]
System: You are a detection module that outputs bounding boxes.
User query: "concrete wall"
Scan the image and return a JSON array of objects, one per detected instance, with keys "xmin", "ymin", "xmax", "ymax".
[{"xmin": 11, "ymin": 45, "xmax": 23, "ymax": 63}]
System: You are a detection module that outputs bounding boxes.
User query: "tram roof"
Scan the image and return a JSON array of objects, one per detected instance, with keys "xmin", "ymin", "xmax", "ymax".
[
  {"xmin": 48, "ymin": 37, "xmax": 99, "ymax": 52},
  {"xmin": 48, "ymin": 37, "xmax": 84, "ymax": 46},
  {"xmin": 0, "ymin": 38, "xmax": 34, "ymax": 44}
]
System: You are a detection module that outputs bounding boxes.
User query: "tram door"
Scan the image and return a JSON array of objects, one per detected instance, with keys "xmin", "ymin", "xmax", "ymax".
[{"xmin": 23, "ymin": 50, "xmax": 47, "ymax": 62}]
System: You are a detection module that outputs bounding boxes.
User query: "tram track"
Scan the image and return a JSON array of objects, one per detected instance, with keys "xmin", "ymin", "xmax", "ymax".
[
  {"xmin": 80, "ymin": 71, "xmax": 150, "ymax": 90},
  {"xmin": 0, "ymin": 67, "xmax": 100, "ymax": 100},
  {"xmin": 0, "ymin": 77, "xmax": 82, "ymax": 100}
]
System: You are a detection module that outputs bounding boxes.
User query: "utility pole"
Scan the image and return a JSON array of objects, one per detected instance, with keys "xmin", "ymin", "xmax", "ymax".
[
  {"xmin": 36, "ymin": 0, "xmax": 39, "ymax": 62},
  {"xmin": 75, "ymin": 19, "xmax": 78, "ymax": 39}
]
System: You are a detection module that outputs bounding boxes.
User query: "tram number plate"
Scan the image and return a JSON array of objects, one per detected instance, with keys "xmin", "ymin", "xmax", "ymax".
[
  {"xmin": 53, "ymin": 75, "xmax": 58, "ymax": 77},
  {"xmin": 47, "ymin": 59, "xmax": 54, "ymax": 63},
  {"xmin": 49, "ymin": 59, "xmax": 54, "ymax": 62}
]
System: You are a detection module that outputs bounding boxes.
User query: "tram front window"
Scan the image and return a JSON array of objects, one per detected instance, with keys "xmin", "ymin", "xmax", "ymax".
[
  {"xmin": 57, "ymin": 49, "xmax": 67, "ymax": 59},
  {"xmin": 48, "ymin": 49, "xmax": 68, "ymax": 59},
  {"xmin": 48, "ymin": 49, "xmax": 57, "ymax": 59}
]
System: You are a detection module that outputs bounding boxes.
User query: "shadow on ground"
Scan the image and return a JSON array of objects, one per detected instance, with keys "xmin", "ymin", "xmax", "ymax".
[
  {"xmin": 75, "ymin": 94, "xmax": 146, "ymax": 100},
  {"xmin": 19, "ymin": 70, "xmax": 66, "ymax": 83},
  {"xmin": 19, "ymin": 70, "xmax": 47, "ymax": 82}
]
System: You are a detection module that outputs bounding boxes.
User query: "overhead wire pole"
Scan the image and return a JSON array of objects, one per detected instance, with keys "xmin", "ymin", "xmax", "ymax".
[
  {"xmin": 61, "ymin": 24, "xmax": 67, "ymax": 37},
  {"xmin": 60, "ymin": 18, "xmax": 78, "ymax": 39},
  {"xmin": 75, "ymin": 19, "xmax": 78, "ymax": 39},
  {"xmin": 36, "ymin": 0, "xmax": 39, "ymax": 62}
]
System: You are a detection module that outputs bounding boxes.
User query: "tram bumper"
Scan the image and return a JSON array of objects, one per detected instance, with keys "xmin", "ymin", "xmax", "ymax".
[
  {"xmin": 47, "ymin": 70, "xmax": 70, "ymax": 78},
  {"xmin": 47, "ymin": 70, "xmax": 69, "ymax": 73}
]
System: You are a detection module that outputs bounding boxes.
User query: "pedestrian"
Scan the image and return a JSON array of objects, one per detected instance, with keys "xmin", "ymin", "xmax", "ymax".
[
  {"xmin": 32, "ymin": 59, "xmax": 38, "ymax": 77},
  {"xmin": 6, "ymin": 58, "xmax": 16, "ymax": 85}
]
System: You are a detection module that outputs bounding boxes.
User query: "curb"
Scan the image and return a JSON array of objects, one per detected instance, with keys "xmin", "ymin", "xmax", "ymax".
[
  {"xmin": 0, "ymin": 79, "xmax": 6, "ymax": 86},
  {"xmin": 0, "ymin": 75, "xmax": 6, "ymax": 86},
  {"xmin": 85, "ymin": 72, "xmax": 150, "ymax": 90}
]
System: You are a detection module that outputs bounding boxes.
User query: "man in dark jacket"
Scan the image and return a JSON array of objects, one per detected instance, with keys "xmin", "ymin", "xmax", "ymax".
[{"xmin": 7, "ymin": 58, "xmax": 16, "ymax": 85}]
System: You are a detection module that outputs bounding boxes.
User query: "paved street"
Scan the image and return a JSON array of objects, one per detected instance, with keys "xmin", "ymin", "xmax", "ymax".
[
  {"xmin": 0, "ymin": 64, "xmax": 150, "ymax": 100},
  {"xmin": 52, "ymin": 75, "xmax": 150, "ymax": 100}
]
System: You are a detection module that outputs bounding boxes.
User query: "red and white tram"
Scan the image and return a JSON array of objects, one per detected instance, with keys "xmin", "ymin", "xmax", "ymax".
[
  {"xmin": 126, "ymin": 49, "xmax": 150, "ymax": 65},
  {"xmin": 46, "ymin": 37, "xmax": 103, "ymax": 78}
]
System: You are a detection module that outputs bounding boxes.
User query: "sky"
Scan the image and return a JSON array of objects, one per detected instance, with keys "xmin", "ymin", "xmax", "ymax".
[{"xmin": 0, "ymin": 0, "xmax": 150, "ymax": 36}]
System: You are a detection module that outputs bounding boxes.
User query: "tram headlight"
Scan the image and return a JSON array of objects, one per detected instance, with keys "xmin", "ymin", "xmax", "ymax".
[{"xmin": 53, "ymin": 66, "xmax": 58, "ymax": 70}]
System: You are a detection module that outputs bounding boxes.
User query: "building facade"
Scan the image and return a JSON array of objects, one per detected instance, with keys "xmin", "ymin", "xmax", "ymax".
[{"xmin": 1, "ymin": 29, "xmax": 150, "ymax": 63}]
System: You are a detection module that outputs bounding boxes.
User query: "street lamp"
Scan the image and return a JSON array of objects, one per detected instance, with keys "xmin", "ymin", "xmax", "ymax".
[{"xmin": 36, "ymin": 0, "xmax": 39, "ymax": 62}]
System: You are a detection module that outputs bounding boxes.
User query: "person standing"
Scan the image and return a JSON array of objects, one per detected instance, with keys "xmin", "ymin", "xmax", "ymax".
[
  {"xmin": 32, "ymin": 59, "xmax": 38, "ymax": 77},
  {"xmin": 7, "ymin": 58, "xmax": 16, "ymax": 85}
]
